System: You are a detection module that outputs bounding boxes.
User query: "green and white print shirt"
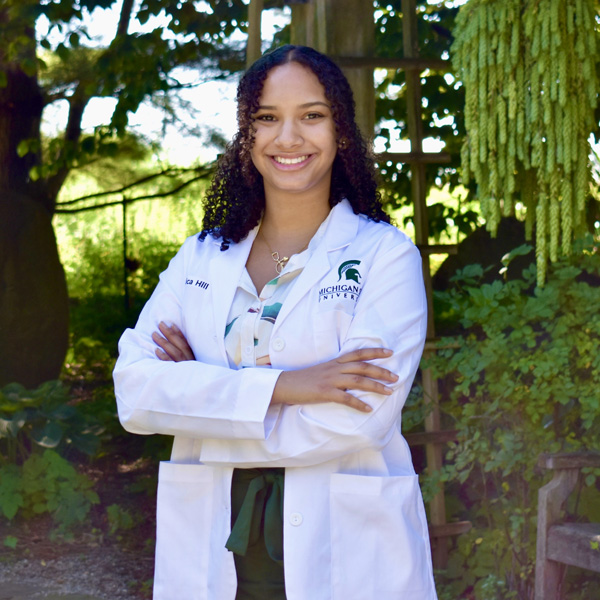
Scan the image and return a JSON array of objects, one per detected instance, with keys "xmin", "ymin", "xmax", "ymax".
[{"xmin": 224, "ymin": 213, "xmax": 331, "ymax": 369}]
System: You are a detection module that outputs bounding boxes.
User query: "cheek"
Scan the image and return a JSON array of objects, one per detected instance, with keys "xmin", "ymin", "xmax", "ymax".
[
  {"xmin": 249, "ymin": 144, "xmax": 267, "ymax": 179},
  {"xmin": 249, "ymin": 145, "xmax": 261, "ymax": 171}
]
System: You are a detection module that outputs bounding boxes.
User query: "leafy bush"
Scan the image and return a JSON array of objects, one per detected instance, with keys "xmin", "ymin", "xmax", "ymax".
[
  {"xmin": 106, "ymin": 503, "xmax": 138, "ymax": 536},
  {"xmin": 427, "ymin": 241, "xmax": 600, "ymax": 599},
  {"xmin": 0, "ymin": 381, "xmax": 102, "ymax": 534},
  {"xmin": 0, "ymin": 450, "xmax": 99, "ymax": 532},
  {"xmin": 0, "ymin": 380, "xmax": 103, "ymax": 462}
]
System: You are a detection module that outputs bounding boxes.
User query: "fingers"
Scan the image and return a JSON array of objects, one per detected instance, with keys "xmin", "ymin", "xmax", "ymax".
[
  {"xmin": 330, "ymin": 349, "xmax": 398, "ymax": 411},
  {"xmin": 155, "ymin": 347, "xmax": 173, "ymax": 362},
  {"xmin": 335, "ymin": 349, "xmax": 398, "ymax": 385},
  {"xmin": 336, "ymin": 347, "xmax": 393, "ymax": 364},
  {"xmin": 340, "ymin": 360, "xmax": 399, "ymax": 384},
  {"xmin": 334, "ymin": 391, "xmax": 374, "ymax": 413},
  {"xmin": 272, "ymin": 349, "xmax": 399, "ymax": 413},
  {"xmin": 152, "ymin": 322, "xmax": 195, "ymax": 362}
]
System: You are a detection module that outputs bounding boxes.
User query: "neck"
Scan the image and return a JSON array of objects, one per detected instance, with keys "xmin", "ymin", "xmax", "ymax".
[{"xmin": 261, "ymin": 193, "xmax": 332, "ymax": 244}]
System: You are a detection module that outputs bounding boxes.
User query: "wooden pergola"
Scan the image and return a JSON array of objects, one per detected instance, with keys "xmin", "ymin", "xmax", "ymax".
[{"xmin": 246, "ymin": 0, "xmax": 471, "ymax": 568}]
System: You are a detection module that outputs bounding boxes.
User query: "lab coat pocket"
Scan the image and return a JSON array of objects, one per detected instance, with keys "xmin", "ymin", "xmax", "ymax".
[
  {"xmin": 329, "ymin": 473, "xmax": 436, "ymax": 600},
  {"xmin": 313, "ymin": 310, "xmax": 353, "ymax": 360},
  {"xmin": 154, "ymin": 461, "xmax": 214, "ymax": 599}
]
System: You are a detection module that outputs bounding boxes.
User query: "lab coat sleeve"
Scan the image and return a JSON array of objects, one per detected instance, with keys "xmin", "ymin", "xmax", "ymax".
[
  {"xmin": 113, "ymin": 237, "xmax": 283, "ymax": 441},
  {"xmin": 199, "ymin": 237, "xmax": 427, "ymax": 467}
]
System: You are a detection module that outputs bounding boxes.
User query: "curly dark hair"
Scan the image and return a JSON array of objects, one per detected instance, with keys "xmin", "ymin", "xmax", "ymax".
[{"xmin": 200, "ymin": 45, "xmax": 389, "ymax": 249}]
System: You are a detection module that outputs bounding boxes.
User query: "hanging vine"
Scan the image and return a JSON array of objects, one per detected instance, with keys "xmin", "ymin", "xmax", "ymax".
[{"xmin": 452, "ymin": 0, "xmax": 599, "ymax": 285}]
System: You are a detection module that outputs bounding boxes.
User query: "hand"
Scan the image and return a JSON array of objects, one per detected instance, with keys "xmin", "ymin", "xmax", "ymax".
[
  {"xmin": 271, "ymin": 348, "xmax": 398, "ymax": 413},
  {"xmin": 152, "ymin": 322, "xmax": 196, "ymax": 362}
]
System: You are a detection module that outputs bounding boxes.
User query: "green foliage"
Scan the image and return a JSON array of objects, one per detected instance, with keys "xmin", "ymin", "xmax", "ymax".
[
  {"xmin": 56, "ymin": 167, "xmax": 204, "ymax": 350},
  {"xmin": 0, "ymin": 380, "xmax": 103, "ymax": 463},
  {"xmin": 3, "ymin": 535, "xmax": 18, "ymax": 549},
  {"xmin": 106, "ymin": 503, "xmax": 138, "ymax": 536},
  {"xmin": 425, "ymin": 239, "xmax": 600, "ymax": 598},
  {"xmin": 0, "ymin": 450, "xmax": 99, "ymax": 532}
]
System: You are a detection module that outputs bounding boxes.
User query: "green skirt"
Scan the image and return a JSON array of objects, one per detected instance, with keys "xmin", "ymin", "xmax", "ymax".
[{"xmin": 228, "ymin": 467, "xmax": 286, "ymax": 600}]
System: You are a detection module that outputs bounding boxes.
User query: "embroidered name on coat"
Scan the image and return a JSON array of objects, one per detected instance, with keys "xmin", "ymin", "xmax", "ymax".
[{"xmin": 186, "ymin": 278, "xmax": 209, "ymax": 290}]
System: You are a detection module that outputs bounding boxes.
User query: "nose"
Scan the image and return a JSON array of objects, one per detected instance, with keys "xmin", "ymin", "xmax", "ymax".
[{"xmin": 275, "ymin": 118, "xmax": 302, "ymax": 148}]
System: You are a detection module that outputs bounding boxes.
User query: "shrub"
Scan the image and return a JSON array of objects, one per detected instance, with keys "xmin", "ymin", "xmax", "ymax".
[
  {"xmin": 0, "ymin": 449, "xmax": 99, "ymax": 532},
  {"xmin": 427, "ymin": 241, "xmax": 600, "ymax": 599},
  {"xmin": 0, "ymin": 380, "xmax": 102, "ymax": 462}
]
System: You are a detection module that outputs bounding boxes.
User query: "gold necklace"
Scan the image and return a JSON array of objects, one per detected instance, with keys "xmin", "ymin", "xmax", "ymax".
[{"xmin": 259, "ymin": 231, "xmax": 309, "ymax": 275}]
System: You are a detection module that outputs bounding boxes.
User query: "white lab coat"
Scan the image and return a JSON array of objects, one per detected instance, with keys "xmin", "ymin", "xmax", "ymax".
[{"xmin": 114, "ymin": 199, "xmax": 437, "ymax": 600}]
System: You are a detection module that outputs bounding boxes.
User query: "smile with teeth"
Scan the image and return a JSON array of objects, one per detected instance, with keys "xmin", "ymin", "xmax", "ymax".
[{"xmin": 273, "ymin": 155, "xmax": 310, "ymax": 165}]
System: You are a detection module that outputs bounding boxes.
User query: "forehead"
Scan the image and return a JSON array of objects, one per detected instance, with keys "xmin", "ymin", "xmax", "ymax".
[{"xmin": 258, "ymin": 62, "xmax": 327, "ymax": 104}]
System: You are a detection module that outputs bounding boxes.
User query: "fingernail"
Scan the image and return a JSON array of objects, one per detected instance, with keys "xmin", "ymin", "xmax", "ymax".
[
  {"xmin": 364, "ymin": 405, "xmax": 373, "ymax": 412},
  {"xmin": 383, "ymin": 349, "xmax": 393, "ymax": 355}
]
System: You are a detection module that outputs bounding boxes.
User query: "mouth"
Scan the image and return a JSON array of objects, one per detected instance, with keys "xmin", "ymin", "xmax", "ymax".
[{"xmin": 271, "ymin": 154, "xmax": 311, "ymax": 166}]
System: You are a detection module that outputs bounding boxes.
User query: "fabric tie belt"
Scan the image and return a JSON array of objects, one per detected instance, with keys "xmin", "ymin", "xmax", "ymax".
[{"xmin": 226, "ymin": 468, "xmax": 285, "ymax": 565}]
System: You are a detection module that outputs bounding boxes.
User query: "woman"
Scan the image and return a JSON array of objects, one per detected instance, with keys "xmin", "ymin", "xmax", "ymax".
[{"xmin": 114, "ymin": 45, "xmax": 436, "ymax": 600}]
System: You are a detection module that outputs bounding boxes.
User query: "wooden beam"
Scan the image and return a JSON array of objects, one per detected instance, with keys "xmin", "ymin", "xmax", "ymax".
[
  {"xmin": 401, "ymin": 0, "xmax": 449, "ymax": 569},
  {"xmin": 246, "ymin": 0, "xmax": 264, "ymax": 68},
  {"xmin": 535, "ymin": 468, "xmax": 580, "ymax": 600},
  {"xmin": 405, "ymin": 429, "xmax": 458, "ymax": 447},
  {"xmin": 547, "ymin": 523, "xmax": 600, "ymax": 572},
  {"xmin": 417, "ymin": 243, "xmax": 458, "ymax": 256},
  {"xmin": 376, "ymin": 151, "xmax": 452, "ymax": 164},
  {"xmin": 430, "ymin": 521, "xmax": 472, "ymax": 539},
  {"xmin": 332, "ymin": 56, "xmax": 450, "ymax": 71},
  {"xmin": 538, "ymin": 452, "xmax": 600, "ymax": 471}
]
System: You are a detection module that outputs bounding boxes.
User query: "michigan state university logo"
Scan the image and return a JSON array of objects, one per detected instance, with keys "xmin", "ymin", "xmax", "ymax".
[
  {"xmin": 337, "ymin": 260, "xmax": 361, "ymax": 283},
  {"xmin": 318, "ymin": 260, "xmax": 363, "ymax": 303}
]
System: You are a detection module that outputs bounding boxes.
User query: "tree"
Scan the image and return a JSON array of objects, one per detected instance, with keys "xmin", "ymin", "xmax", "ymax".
[{"xmin": 0, "ymin": 0, "xmax": 249, "ymax": 387}]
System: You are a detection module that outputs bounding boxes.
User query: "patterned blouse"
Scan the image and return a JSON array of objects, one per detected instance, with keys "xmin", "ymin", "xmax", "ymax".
[{"xmin": 224, "ymin": 212, "xmax": 331, "ymax": 369}]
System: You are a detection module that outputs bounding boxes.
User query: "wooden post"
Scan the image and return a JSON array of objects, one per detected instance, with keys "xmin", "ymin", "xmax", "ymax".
[
  {"xmin": 247, "ymin": 0, "xmax": 264, "ymax": 68},
  {"xmin": 290, "ymin": 2, "xmax": 315, "ymax": 47},
  {"xmin": 401, "ymin": 0, "xmax": 448, "ymax": 568},
  {"xmin": 291, "ymin": 0, "xmax": 374, "ymax": 138},
  {"xmin": 535, "ymin": 468, "xmax": 579, "ymax": 600}
]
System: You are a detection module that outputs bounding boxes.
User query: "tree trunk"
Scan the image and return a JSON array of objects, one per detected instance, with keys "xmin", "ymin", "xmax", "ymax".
[
  {"xmin": 0, "ymin": 27, "xmax": 69, "ymax": 388},
  {"xmin": 0, "ymin": 196, "xmax": 69, "ymax": 388}
]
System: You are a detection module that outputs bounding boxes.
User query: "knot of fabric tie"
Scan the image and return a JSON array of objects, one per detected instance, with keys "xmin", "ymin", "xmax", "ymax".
[{"xmin": 226, "ymin": 469, "xmax": 284, "ymax": 565}]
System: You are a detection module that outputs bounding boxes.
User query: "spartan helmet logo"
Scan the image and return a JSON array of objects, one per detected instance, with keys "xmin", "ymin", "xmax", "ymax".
[{"xmin": 337, "ymin": 260, "xmax": 361, "ymax": 283}]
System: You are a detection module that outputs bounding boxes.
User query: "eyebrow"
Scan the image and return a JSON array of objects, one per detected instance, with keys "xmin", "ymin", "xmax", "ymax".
[{"xmin": 256, "ymin": 101, "xmax": 330, "ymax": 110}]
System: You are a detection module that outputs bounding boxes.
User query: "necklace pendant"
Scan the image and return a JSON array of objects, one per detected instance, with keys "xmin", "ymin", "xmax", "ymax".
[{"xmin": 271, "ymin": 251, "xmax": 288, "ymax": 274}]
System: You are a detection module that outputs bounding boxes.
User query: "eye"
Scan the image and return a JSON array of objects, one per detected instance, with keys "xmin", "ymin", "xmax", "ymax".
[
  {"xmin": 304, "ymin": 112, "xmax": 324, "ymax": 120},
  {"xmin": 255, "ymin": 113, "xmax": 276, "ymax": 122}
]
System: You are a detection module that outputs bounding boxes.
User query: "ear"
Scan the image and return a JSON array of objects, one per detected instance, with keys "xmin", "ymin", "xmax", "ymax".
[{"xmin": 338, "ymin": 137, "xmax": 349, "ymax": 150}]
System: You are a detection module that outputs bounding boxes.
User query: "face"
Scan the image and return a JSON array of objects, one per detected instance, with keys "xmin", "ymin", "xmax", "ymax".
[{"xmin": 249, "ymin": 61, "xmax": 338, "ymax": 202}]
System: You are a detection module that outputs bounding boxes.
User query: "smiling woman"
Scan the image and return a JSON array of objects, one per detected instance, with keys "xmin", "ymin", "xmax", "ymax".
[
  {"xmin": 250, "ymin": 63, "xmax": 338, "ymax": 217},
  {"xmin": 113, "ymin": 45, "xmax": 437, "ymax": 600}
]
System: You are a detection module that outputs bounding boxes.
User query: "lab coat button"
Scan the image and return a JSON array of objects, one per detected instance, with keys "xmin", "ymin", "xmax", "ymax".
[
  {"xmin": 244, "ymin": 346, "xmax": 253, "ymax": 356},
  {"xmin": 290, "ymin": 512, "xmax": 303, "ymax": 526},
  {"xmin": 272, "ymin": 338, "xmax": 285, "ymax": 352}
]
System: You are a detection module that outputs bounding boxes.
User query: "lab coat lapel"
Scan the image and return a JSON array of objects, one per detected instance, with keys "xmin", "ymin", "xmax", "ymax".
[
  {"xmin": 208, "ymin": 229, "xmax": 258, "ymax": 360},
  {"xmin": 274, "ymin": 200, "xmax": 360, "ymax": 329}
]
